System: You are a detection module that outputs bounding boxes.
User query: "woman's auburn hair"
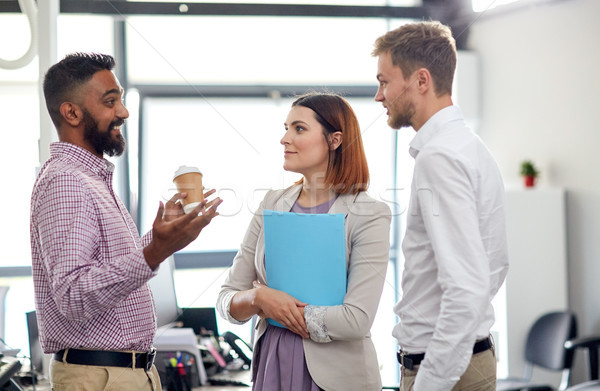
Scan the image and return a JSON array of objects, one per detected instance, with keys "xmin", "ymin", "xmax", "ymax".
[{"xmin": 292, "ymin": 92, "xmax": 369, "ymax": 194}]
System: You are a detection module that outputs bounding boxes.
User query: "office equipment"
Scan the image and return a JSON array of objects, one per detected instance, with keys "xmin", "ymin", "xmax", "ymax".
[
  {"xmin": 208, "ymin": 369, "xmax": 251, "ymax": 387},
  {"xmin": 497, "ymin": 311, "xmax": 577, "ymax": 391},
  {"xmin": 0, "ymin": 288, "xmax": 19, "ymax": 358},
  {"xmin": 178, "ymin": 307, "xmax": 225, "ymax": 372},
  {"xmin": 178, "ymin": 308, "xmax": 219, "ymax": 338},
  {"xmin": 177, "ymin": 307, "xmax": 251, "ymax": 380},
  {"xmin": 148, "ymin": 256, "xmax": 182, "ymax": 328},
  {"xmin": 0, "ymin": 346, "xmax": 18, "ymax": 359},
  {"xmin": 221, "ymin": 332, "xmax": 251, "ymax": 368},
  {"xmin": 263, "ymin": 210, "xmax": 346, "ymax": 328},
  {"xmin": 0, "ymin": 355, "xmax": 23, "ymax": 391},
  {"xmin": 154, "ymin": 327, "xmax": 207, "ymax": 386},
  {"xmin": 25, "ymin": 311, "xmax": 44, "ymax": 379}
]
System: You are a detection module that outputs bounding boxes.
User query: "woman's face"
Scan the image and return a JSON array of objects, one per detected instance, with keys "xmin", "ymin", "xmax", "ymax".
[{"xmin": 280, "ymin": 105, "xmax": 331, "ymax": 178}]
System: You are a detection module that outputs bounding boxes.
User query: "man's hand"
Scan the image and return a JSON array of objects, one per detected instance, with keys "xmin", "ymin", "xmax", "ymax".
[
  {"xmin": 252, "ymin": 280, "xmax": 309, "ymax": 338},
  {"xmin": 163, "ymin": 189, "xmax": 217, "ymax": 222},
  {"xmin": 143, "ymin": 192, "xmax": 222, "ymax": 270},
  {"xmin": 162, "ymin": 192, "xmax": 186, "ymax": 222}
]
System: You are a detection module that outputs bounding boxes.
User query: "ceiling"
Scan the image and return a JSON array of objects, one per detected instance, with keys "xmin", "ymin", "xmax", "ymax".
[{"xmin": 0, "ymin": 0, "xmax": 476, "ymax": 48}]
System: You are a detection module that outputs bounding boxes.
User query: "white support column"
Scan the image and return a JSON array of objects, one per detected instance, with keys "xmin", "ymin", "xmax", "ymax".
[
  {"xmin": 37, "ymin": 0, "xmax": 59, "ymax": 165},
  {"xmin": 503, "ymin": 187, "xmax": 568, "ymax": 384}
]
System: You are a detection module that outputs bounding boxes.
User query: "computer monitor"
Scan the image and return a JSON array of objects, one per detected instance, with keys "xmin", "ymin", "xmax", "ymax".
[
  {"xmin": 178, "ymin": 307, "xmax": 219, "ymax": 337},
  {"xmin": 148, "ymin": 256, "xmax": 182, "ymax": 328},
  {"xmin": 26, "ymin": 311, "xmax": 44, "ymax": 376}
]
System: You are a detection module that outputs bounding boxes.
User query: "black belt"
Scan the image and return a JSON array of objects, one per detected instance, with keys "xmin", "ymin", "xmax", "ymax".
[
  {"xmin": 397, "ymin": 337, "xmax": 493, "ymax": 370},
  {"xmin": 54, "ymin": 348, "xmax": 156, "ymax": 372}
]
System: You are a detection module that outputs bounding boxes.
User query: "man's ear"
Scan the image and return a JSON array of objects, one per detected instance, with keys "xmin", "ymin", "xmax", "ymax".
[
  {"xmin": 59, "ymin": 102, "xmax": 83, "ymax": 126},
  {"xmin": 329, "ymin": 131, "xmax": 343, "ymax": 151},
  {"xmin": 414, "ymin": 68, "xmax": 433, "ymax": 94}
]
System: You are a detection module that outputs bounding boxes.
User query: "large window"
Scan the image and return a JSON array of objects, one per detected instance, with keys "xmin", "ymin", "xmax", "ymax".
[
  {"xmin": 139, "ymin": 97, "xmax": 396, "ymax": 247},
  {"xmin": 1, "ymin": 7, "xmax": 411, "ymax": 383},
  {"xmin": 128, "ymin": 15, "xmax": 405, "ymax": 385},
  {"xmin": 140, "ymin": 96, "xmax": 295, "ymax": 248},
  {"xmin": 472, "ymin": 0, "xmax": 522, "ymax": 12},
  {"xmin": 125, "ymin": 15, "xmax": 391, "ymax": 85},
  {"xmin": 139, "ymin": 94, "xmax": 402, "ymax": 383},
  {"xmin": 128, "ymin": 0, "xmax": 418, "ymax": 5},
  {"xmin": 0, "ymin": 14, "xmax": 115, "ymax": 268},
  {"xmin": 2, "ymin": 3, "xmax": 477, "ymax": 385}
]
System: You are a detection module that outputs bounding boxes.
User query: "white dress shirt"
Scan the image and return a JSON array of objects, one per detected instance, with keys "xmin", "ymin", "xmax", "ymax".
[{"xmin": 393, "ymin": 106, "xmax": 509, "ymax": 391}]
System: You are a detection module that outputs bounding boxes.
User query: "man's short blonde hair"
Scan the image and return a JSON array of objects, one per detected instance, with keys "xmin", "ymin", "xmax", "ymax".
[{"xmin": 373, "ymin": 21, "xmax": 457, "ymax": 96}]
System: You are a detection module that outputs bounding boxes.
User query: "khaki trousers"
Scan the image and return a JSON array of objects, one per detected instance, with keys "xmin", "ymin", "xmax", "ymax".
[
  {"xmin": 50, "ymin": 358, "xmax": 162, "ymax": 391},
  {"xmin": 400, "ymin": 347, "xmax": 496, "ymax": 391}
]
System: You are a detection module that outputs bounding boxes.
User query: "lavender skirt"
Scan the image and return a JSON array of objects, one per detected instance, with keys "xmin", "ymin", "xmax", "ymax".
[{"xmin": 253, "ymin": 325, "xmax": 324, "ymax": 391}]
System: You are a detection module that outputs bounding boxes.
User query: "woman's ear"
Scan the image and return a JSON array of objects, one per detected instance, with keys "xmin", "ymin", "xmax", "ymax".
[
  {"xmin": 329, "ymin": 131, "xmax": 343, "ymax": 151},
  {"xmin": 59, "ymin": 102, "xmax": 83, "ymax": 127}
]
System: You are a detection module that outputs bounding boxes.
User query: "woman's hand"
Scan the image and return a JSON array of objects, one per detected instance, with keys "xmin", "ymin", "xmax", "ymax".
[{"xmin": 253, "ymin": 280, "xmax": 309, "ymax": 338}]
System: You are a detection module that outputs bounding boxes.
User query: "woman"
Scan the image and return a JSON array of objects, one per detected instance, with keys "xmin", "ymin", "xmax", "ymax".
[{"xmin": 216, "ymin": 92, "xmax": 391, "ymax": 391}]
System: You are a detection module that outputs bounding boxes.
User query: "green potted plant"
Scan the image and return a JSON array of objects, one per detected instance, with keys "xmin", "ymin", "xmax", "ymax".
[{"xmin": 520, "ymin": 160, "xmax": 539, "ymax": 188}]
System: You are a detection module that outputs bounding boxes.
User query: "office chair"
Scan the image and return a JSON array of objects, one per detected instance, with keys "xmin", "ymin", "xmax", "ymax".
[
  {"xmin": 497, "ymin": 311, "xmax": 578, "ymax": 391},
  {"xmin": 564, "ymin": 335, "xmax": 600, "ymax": 390}
]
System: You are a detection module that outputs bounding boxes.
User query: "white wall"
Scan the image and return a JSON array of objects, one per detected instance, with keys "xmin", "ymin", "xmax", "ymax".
[{"xmin": 468, "ymin": 0, "xmax": 600, "ymax": 382}]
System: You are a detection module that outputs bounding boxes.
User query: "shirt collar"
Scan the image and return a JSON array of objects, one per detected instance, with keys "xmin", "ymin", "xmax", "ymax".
[
  {"xmin": 50, "ymin": 142, "xmax": 115, "ymax": 177},
  {"xmin": 408, "ymin": 105, "xmax": 463, "ymax": 158}
]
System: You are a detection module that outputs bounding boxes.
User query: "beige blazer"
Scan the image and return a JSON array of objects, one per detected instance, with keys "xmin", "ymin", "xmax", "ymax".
[{"xmin": 217, "ymin": 184, "xmax": 391, "ymax": 391}]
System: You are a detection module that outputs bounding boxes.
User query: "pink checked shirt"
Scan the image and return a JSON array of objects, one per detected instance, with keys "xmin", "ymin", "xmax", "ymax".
[{"xmin": 30, "ymin": 142, "xmax": 157, "ymax": 353}]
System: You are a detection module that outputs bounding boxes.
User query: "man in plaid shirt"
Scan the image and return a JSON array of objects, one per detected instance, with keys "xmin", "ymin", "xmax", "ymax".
[{"xmin": 30, "ymin": 52, "xmax": 221, "ymax": 390}]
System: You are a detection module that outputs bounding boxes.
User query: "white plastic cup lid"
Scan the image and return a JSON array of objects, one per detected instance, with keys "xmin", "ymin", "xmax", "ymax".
[{"xmin": 173, "ymin": 165, "xmax": 202, "ymax": 180}]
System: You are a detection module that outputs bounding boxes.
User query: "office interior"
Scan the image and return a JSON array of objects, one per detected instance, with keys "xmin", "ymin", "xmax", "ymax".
[{"xmin": 1, "ymin": 0, "xmax": 599, "ymax": 388}]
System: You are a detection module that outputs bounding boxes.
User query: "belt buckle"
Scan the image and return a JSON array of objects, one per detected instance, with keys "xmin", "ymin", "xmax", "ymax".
[
  {"xmin": 397, "ymin": 350, "xmax": 414, "ymax": 370},
  {"xmin": 145, "ymin": 348, "xmax": 156, "ymax": 372}
]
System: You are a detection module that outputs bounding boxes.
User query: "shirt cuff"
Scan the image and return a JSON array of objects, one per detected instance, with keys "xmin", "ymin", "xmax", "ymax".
[
  {"xmin": 304, "ymin": 305, "xmax": 331, "ymax": 343},
  {"xmin": 413, "ymin": 365, "xmax": 459, "ymax": 391},
  {"xmin": 130, "ymin": 249, "xmax": 156, "ymax": 281}
]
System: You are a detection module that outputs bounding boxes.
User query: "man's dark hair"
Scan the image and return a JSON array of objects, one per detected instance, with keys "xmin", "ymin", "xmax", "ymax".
[{"xmin": 43, "ymin": 52, "xmax": 115, "ymax": 127}]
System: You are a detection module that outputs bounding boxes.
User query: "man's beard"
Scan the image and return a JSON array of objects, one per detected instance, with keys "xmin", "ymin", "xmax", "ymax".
[
  {"xmin": 82, "ymin": 109, "xmax": 126, "ymax": 157},
  {"xmin": 388, "ymin": 99, "xmax": 416, "ymax": 130}
]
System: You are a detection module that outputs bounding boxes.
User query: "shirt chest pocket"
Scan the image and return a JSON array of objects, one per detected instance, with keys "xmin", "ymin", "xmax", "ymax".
[{"xmin": 95, "ymin": 197, "xmax": 140, "ymax": 255}]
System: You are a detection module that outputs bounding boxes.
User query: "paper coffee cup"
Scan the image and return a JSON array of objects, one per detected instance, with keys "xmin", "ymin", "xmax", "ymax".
[{"xmin": 173, "ymin": 165, "xmax": 204, "ymax": 214}]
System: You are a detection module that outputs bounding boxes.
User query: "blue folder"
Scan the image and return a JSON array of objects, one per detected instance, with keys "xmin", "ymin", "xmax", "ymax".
[{"xmin": 263, "ymin": 210, "xmax": 347, "ymax": 328}]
